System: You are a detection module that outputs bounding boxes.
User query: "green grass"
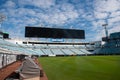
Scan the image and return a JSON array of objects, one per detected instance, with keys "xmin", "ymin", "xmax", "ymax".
[{"xmin": 39, "ymin": 56, "xmax": 120, "ymax": 80}]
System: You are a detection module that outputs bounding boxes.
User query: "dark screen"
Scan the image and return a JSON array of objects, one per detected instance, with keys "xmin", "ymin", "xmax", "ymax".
[
  {"xmin": 25, "ymin": 26, "xmax": 85, "ymax": 39},
  {"xmin": 3, "ymin": 33, "xmax": 9, "ymax": 38}
]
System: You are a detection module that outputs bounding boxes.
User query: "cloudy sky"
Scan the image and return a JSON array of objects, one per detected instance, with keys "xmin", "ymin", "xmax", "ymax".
[{"xmin": 0, "ymin": 0, "xmax": 120, "ymax": 41}]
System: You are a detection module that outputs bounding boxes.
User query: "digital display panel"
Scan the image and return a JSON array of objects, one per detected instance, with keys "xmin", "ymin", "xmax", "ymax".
[{"xmin": 25, "ymin": 26, "xmax": 85, "ymax": 39}]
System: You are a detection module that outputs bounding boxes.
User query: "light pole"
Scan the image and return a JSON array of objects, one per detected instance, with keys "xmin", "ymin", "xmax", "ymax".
[
  {"xmin": 0, "ymin": 13, "xmax": 6, "ymax": 31},
  {"xmin": 102, "ymin": 24, "xmax": 108, "ymax": 38}
]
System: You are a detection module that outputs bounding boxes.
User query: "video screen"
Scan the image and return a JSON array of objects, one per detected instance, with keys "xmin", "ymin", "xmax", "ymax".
[{"xmin": 25, "ymin": 26, "xmax": 85, "ymax": 39}]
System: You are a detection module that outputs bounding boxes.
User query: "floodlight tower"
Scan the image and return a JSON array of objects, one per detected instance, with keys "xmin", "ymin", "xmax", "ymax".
[
  {"xmin": 0, "ymin": 13, "xmax": 6, "ymax": 31},
  {"xmin": 102, "ymin": 24, "xmax": 108, "ymax": 38}
]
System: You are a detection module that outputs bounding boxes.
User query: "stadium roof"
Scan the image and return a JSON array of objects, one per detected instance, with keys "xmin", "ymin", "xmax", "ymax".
[{"xmin": 23, "ymin": 41, "xmax": 94, "ymax": 45}]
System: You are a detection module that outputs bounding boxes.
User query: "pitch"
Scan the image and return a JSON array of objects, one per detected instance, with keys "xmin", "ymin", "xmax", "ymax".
[{"xmin": 39, "ymin": 56, "xmax": 120, "ymax": 80}]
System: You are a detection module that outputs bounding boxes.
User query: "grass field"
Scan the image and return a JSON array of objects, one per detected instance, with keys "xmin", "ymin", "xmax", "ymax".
[{"xmin": 39, "ymin": 56, "xmax": 120, "ymax": 80}]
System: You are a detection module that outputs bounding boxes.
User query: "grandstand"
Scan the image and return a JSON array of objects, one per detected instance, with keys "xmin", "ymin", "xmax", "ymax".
[
  {"xmin": 0, "ymin": 37, "xmax": 92, "ymax": 57},
  {"xmin": 94, "ymin": 32, "xmax": 120, "ymax": 55}
]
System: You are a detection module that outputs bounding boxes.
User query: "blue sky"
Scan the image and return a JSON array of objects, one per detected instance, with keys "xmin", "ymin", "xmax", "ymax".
[{"xmin": 0, "ymin": 0, "xmax": 120, "ymax": 42}]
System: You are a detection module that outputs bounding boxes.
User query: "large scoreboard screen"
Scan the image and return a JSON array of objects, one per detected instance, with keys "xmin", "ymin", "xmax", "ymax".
[{"xmin": 25, "ymin": 26, "xmax": 85, "ymax": 39}]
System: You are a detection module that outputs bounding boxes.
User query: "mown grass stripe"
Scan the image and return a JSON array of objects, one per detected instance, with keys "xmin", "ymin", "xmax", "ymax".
[{"xmin": 39, "ymin": 56, "xmax": 120, "ymax": 80}]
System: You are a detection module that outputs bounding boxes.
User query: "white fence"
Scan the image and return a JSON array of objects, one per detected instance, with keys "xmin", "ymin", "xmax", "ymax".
[{"xmin": 0, "ymin": 53, "xmax": 16, "ymax": 69}]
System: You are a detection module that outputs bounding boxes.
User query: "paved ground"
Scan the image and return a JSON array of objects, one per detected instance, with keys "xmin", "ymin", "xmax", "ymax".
[{"xmin": 0, "ymin": 61, "xmax": 21, "ymax": 80}]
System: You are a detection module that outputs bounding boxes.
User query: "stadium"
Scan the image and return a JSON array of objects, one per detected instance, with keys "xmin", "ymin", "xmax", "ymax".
[
  {"xmin": 0, "ymin": 0, "xmax": 120, "ymax": 80},
  {"xmin": 0, "ymin": 26, "xmax": 120, "ymax": 80}
]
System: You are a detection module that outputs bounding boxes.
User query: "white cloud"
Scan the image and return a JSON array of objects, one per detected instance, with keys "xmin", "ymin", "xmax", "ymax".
[
  {"xmin": 92, "ymin": 20, "xmax": 106, "ymax": 30},
  {"xmin": 18, "ymin": 0, "xmax": 55, "ymax": 8},
  {"xmin": 94, "ymin": 0, "xmax": 120, "ymax": 12},
  {"xmin": 25, "ymin": 18, "xmax": 38, "ymax": 25},
  {"xmin": 110, "ymin": 10, "xmax": 120, "ymax": 17},
  {"xmin": 2, "ymin": 7, "xmax": 39, "ymax": 25},
  {"xmin": 108, "ymin": 16, "xmax": 120, "ymax": 24},
  {"xmin": 3, "ymin": 0, "xmax": 16, "ymax": 8},
  {"xmin": 39, "ymin": 10, "xmax": 78, "ymax": 25},
  {"xmin": 109, "ymin": 25, "xmax": 120, "ymax": 33},
  {"xmin": 34, "ymin": 3, "xmax": 79, "ymax": 25},
  {"xmin": 3, "ymin": 1, "xmax": 79, "ymax": 25},
  {"xmin": 94, "ymin": 12, "xmax": 108, "ymax": 19},
  {"xmin": 82, "ymin": 13, "xmax": 95, "ymax": 21},
  {"xmin": 60, "ymin": 3, "xmax": 74, "ymax": 11}
]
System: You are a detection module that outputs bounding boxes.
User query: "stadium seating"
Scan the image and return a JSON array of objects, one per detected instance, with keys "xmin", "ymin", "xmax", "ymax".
[
  {"xmin": 51, "ymin": 49, "xmax": 65, "ymax": 55},
  {"xmin": 41, "ymin": 49, "xmax": 54, "ymax": 55},
  {"xmin": 17, "ymin": 44, "xmax": 91, "ymax": 56},
  {"xmin": 70, "ymin": 49, "xmax": 85, "ymax": 55},
  {"xmin": 0, "ymin": 38, "xmax": 92, "ymax": 57},
  {"xmin": 94, "ymin": 32, "xmax": 120, "ymax": 55}
]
